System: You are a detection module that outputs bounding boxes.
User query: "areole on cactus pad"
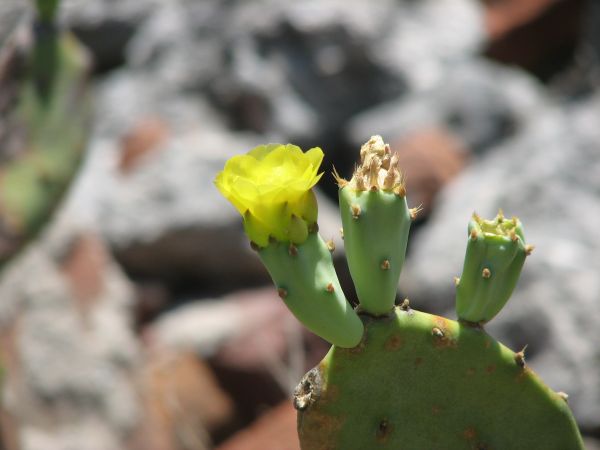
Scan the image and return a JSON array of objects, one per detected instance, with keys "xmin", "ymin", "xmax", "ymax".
[{"xmin": 215, "ymin": 136, "xmax": 585, "ymax": 449}]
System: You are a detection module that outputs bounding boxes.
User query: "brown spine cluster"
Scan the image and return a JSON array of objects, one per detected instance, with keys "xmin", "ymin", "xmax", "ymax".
[{"xmin": 334, "ymin": 135, "xmax": 405, "ymax": 195}]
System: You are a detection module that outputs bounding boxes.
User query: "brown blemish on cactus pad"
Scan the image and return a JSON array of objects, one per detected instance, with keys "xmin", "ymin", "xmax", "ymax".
[
  {"xmin": 298, "ymin": 409, "xmax": 344, "ymax": 450},
  {"xmin": 294, "ymin": 367, "xmax": 322, "ymax": 411},
  {"xmin": 466, "ymin": 367, "xmax": 477, "ymax": 376},
  {"xmin": 515, "ymin": 367, "xmax": 533, "ymax": 384},
  {"xmin": 431, "ymin": 405, "xmax": 442, "ymax": 416},
  {"xmin": 324, "ymin": 384, "xmax": 340, "ymax": 402},
  {"xmin": 384, "ymin": 334, "xmax": 403, "ymax": 351},
  {"xmin": 485, "ymin": 364, "xmax": 497, "ymax": 374},
  {"xmin": 432, "ymin": 317, "xmax": 458, "ymax": 349},
  {"xmin": 375, "ymin": 419, "xmax": 393, "ymax": 443},
  {"xmin": 414, "ymin": 357, "xmax": 424, "ymax": 367},
  {"xmin": 463, "ymin": 427, "xmax": 478, "ymax": 442}
]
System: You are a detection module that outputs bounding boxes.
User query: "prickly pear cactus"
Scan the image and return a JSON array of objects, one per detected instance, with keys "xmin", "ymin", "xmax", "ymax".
[
  {"xmin": 215, "ymin": 137, "xmax": 585, "ymax": 450},
  {"xmin": 0, "ymin": 0, "xmax": 91, "ymax": 270}
]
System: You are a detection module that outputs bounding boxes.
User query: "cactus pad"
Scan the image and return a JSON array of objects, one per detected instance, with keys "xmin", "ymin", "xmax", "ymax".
[{"xmin": 296, "ymin": 307, "xmax": 584, "ymax": 450}]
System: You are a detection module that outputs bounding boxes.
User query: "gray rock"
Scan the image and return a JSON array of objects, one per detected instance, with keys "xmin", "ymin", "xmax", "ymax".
[
  {"xmin": 348, "ymin": 60, "xmax": 548, "ymax": 154},
  {"xmin": 0, "ymin": 0, "xmax": 28, "ymax": 47},
  {"xmin": 60, "ymin": 0, "xmax": 159, "ymax": 70},
  {"xmin": 400, "ymin": 93, "xmax": 600, "ymax": 429},
  {"xmin": 371, "ymin": 0, "xmax": 484, "ymax": 92},
  {"xmin": 65, "ymin": 70, "xmax": 343, "ymax": 289},
  {"xmin": 0, "ymin": 214, "xmax": 140, "ymax": 450},
  {"xmin": 123, "ymin": 0, "xmax": 483, "ymax": 150}
]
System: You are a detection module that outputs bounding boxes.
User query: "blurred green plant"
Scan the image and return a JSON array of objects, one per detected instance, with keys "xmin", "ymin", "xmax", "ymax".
[{"xmin": 0, "ymin": 0, "xmax": 91, "ymax": 271}]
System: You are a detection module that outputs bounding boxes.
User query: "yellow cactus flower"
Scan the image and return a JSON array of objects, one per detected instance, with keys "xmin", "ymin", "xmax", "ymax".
[{"xmin": 214, "ymin": 143, "xmax": 324, "ymax": 247}]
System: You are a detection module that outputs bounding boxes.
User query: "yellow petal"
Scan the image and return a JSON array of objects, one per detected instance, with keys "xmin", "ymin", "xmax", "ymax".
[{"xmin": 215, "ymin": 142, "xmax": 324, "ymax": 246}]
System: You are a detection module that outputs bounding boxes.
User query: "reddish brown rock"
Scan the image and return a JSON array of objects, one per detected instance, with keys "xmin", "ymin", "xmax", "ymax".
[
  {"xmin": 118, "ymin": 117, "xmax": 169, "ymax": 174},
  {"xmin": 207, "ymin": 288, "xmax": 330, "ymax": 424},
  {"xmin": 483, "ymin": 0, "xmax": 585, "ymax": 79},
  {"xmin": 0, "ymin": 220, "xmax": 141, "ymax": 449},
  {"xmin": 148, "ymin": 287, "xmax": 330, "ymax": 426},
  {"xmin": 60, "ymin": 233, "xmax": 107, "ymax": 320},
  {"xmin": 131, "ymin": 351, "xmax": 234, "ymax": 450},
  {"xmin": 216, "ymin": 402, "xmax": 299, "ymax": 450},
  {"xmin": 393, "ymin": 128, "xmax": 469, "ymax": 217}
]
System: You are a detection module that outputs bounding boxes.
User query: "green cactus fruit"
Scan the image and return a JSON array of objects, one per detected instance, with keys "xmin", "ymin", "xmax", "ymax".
[
  {"xmin": 0, "ymin": 2, "xmax": 90, "ymax": 271},
  {"xmin": 455, "ymin": 211, "xmax": 531, "ymax": 324},
  {"xmin": 336, "ymin": 136, "xmax": 413, "ymax": 316},
  {"xmin": 296, "ymin": 306, "xmax": 584, "ymax": 450},
  {"xmin": 259, "ymin": 232, "xmax": 364, "ymax": 348}
]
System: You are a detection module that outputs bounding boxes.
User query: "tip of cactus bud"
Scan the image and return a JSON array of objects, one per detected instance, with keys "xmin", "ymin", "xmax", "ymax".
[
  {"xmin": 409, "ymin": 205, "xmax": 423, "ymax": 221},
  {"xmin": 326, "ymin": 283, "xmax": 335, "ymax": 293},
  {"xmin": 342, "ymin": 136, "xmax": 406, "ymax": 193},
  {"xmin": 470, "ymin": 229, "xmax": 479, "ymax": 240},
  {"xmin": 278, "ymin": 288, "xmax": 288, "ymax": 299},
  {"xmin": 339, "ymin": 227, "xmax": 344, "ymax": 239},
  {"xmin": 351, "ymin": 204, "xmax": 362, "ymax": 219},
  {"xmin": 482, "ymin": 268, "xmax": 491, "ymax": 278},
  {"xmin": 557, "ymin": 392, "xmax": 569, "ymax": 402},
  {"xmin": 454, "ymin": 276, "xmax": 461, "ymax": 286},
  {"xmin": 525, "ymin": 244, "xmax": 535, "ymax": 256},
  {"xmin": 497, "ymin": 209, "xmax": 505, "ymax": 221},
  {"xmin": 326, "ymin": 239, "xmax": 335, "ymax": 252},
  {"xmin": 289, "ymin": 243, "xmax": 298, "ymax": 256},
  {"xmin": 381, "ymin": 259, "xmax": 391, "ymax": 270}
]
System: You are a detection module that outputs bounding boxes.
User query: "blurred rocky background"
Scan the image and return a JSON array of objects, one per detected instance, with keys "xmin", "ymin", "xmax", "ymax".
[{"xmin": 0, "ymin": 0, "xmax": 599, "ymax": 449}]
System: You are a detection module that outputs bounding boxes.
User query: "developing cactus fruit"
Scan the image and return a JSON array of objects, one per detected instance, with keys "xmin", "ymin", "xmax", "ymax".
[
  {"xmin": 455, "ymin": 211, "xmax": 532, "ymax": 324},
  {"xmin": 335, "ymin": 136, "xmax": 413, "ymax": 315},
  {"xmin": 216, "ymin": 136, "xmax": 585, "ymax": 449}
]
